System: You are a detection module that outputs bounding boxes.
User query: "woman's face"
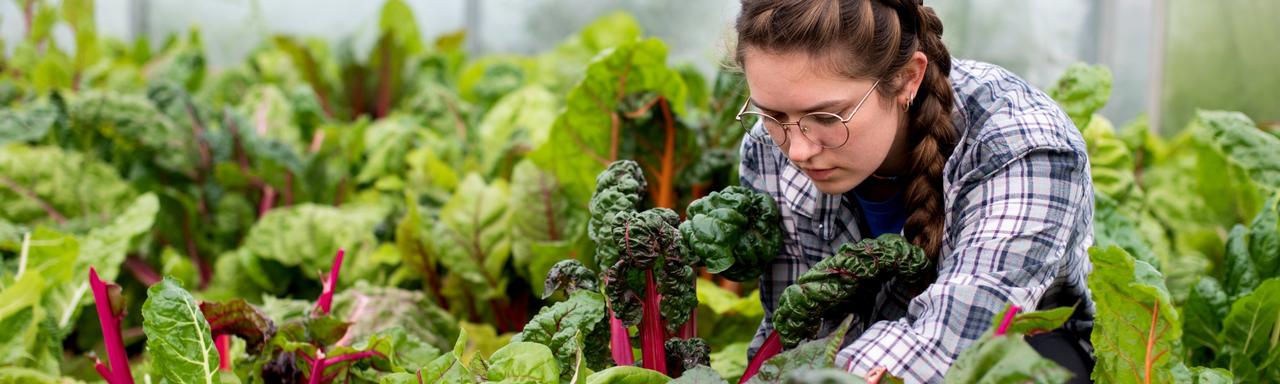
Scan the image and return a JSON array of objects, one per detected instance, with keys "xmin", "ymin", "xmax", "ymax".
[{"xmin": 741, "ymin": 46, "xmax": 910, "ymax": 195}]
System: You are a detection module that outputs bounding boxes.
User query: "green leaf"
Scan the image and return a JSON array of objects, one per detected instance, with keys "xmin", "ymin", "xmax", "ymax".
[
  {"xmin": 433, "ymin": 174, "xmax": 512, "ymax": 303},
  {"xmin": 478, "ymin": 87, "xmax": 558, "ymax": 174},
  {"xmin": 240, "ymin": 203, "xmax": 383, "ymax": 278},
  {"xmin": 0, "ymin": 273, "xmax": 56, "ymax": 372},
  {"xmin": 747, "ymin": 316, "xmax": 854, "ymax": 384},
  {"xmin": 600, "ymin": 208, "xmax": 695, "ymax": 332},
  {"xmin": 1248, "ymin": 194, "xmax": 1280, "ymax": 280},
  {"xmin": 356, "ymin": 327, "xmax": 441, "ymax": 374},
  {"xmin": 1081, "ymin": 115, "xmax": 1143, "ymax": 208},
  {"xmin": 709, "ymin": 342, "xmax": 750, "ymax": 383},
  {"xmin": 1224, "ymin": 225, "xmax": 1261, "ymax": 298},
  {"xmin": 420, "ymin": 326, "xmax": 476, "ymax": 384},
  {"xmin": 1217, "ymin": 278, "xmax": 1280, "ymax": 382},
  {"xmin": 679, "ymin": 185, "xmax": 782, "ymax": 281},
  {"xmin": 529, "ymin": 38, "xmax": 687, "ymax": 206},
  {"xmin": 510, "ymin": 159, "xmax": 588, "ymax": 296},
  {"xmin": 1188, "ymin": 367, "xmax": 1234, "ymax": 383},
  {"xmin": 0, "ymin": 145, "xmax": 135, "ymax": 228},
  {"xmin": 1093, "ymin": 193, "xmax": 1159, "ymax": 268},
  {"xmin": 942, "ymin": 335, "xmax": 1072, "ymax": 384},
  {"xmin": 984, "ymin": 305, "xmax": 1074, "ymax": 337},
  {"xmin": 1087, "ymin": 246, "xmax": 1191, "ymax": 383},
  {"xmin": 586, "ymin": 366, "xmax": 671, "ymax": 384},
  {"xmin": 485, "ymin": 342, "xmax": 561, "ymax": 384},
  {"xmin": 1182, "ymin": 277, "xmax": 1229, "ymax": 366},
  {"xmin": 0, "ymin": 103, "xmax": 57, "ymax": 145},
  {"xmin": 669, "ymin": 365, "xmax": 727, "ymax": 384},
  {"xmin": 779, "ymin": 368, "xmax": 867, "ymax": 384},
  {"xmin": 331, "ymin": 282, "xmax": 460, "ymax": 354},
  {"xmin": 1194, "ymin": 110, "xmax": 1280, "ymax": 193},
  {"xmin": 1047, "ymin": 63, "xmax": 1112, "ymax": 129},
  {"xmin": 142, "ymin": 277, "xmax": 221, "ymax": 384}
]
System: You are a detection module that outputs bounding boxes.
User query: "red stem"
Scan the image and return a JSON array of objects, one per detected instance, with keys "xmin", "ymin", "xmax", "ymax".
[
  {"xmin": 994, "ymin": 305, "xmax": 1021, "ymax": 336},
  {"xmin": 284, "ymin": 171, "xmax": 296, "ymax": 207},
  {"xmin": 123, "ymin": 256, "xmax": 162, "ymax": 286},
  {"xmin": 640, "ymin": 270, "xmax": 667, "ymax": 374},
  {"xmin": 0, "ymin": 176, "xmax": 68, "ymax": 224},
  {"xmin": 216, "ymin": 335, "xmax": 232, "ymax": 371},
  {"xmin": 608, "ymin": 309, "xmax": 634, "ymax": 366},
  {"xmin": 740, "ymin": 331, "xmax": 782, "ymax": 383},
  {"xmin": 678, "ymin": 309, "xmax": 697, "ymax": 339},
  {"xmin": 89, "ymin": 268, "xmax": 136, "ymax": 384},
  {"xmin": 313, "ymin": 249, "xmax": 345, "ymax": 316}
]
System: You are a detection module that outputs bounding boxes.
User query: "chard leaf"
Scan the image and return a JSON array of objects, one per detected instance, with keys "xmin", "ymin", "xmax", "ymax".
[
  {"xmin": 586, "ymin": 366, "xmax": 671, "ymax": 384},
  {"xmin": 668, "ymin": 365, "xmax": 727, "ymax": 384},
  {"xmin": 510, "ymin": 159, "xmax": 589, "ymax": 297},
  {"xmin": 773, "ymin": 235, "xmax": 929, "ymax": 347},
  {"xmin": 0, "ymin": 103, "xmax": 57, "ymax": 145},
  {"xmin": 746, "ymin": 316, "xmax": 853, "ymax": 384},
  {"xmin": 433, "ymin": 174, "xmax": 512, "ymax": 303},
  {"xmin": 529, "ymin": 38, "xmax": 687, "ymax": 207},
  {"xmin": 485, "ymin": 342, "xmax": 561, "ymax": 384},
  {"xmin": 942, "ymin": 335, "xmax": 1072, "ymax": 384},
  {"xmin": 1047, "ymin": 63, "xmax": 1112, "ymax": 129},
  {"xmin": 0, "ymin": 145, "xmax": 135, "ymax": 228},
  {"xmin": 142, "ymin": 278, "xmax": 220, "ymax": 384},
  {"xmin": 679, "ymin": 185, "xmax": 781, "ymax": 282},
  {"xmin": 512, "ymin": 290, "xmax": 610, "ymax": 374},
  {"xmin": 542, "ymin": 259, "xmax": 599, "ymax": 299},
  {"xmin": 1087, "ymin": 246, "xmax": 1191, "ymax": 383},
  {"xmin": 199, "ymin": 298, "xmax": 275, "ymax": 354},
  {"xmin": 1182, "ymin": 277, "xmax": 1229, "ymax": 366},
  {"xmin": 1217, "ymin": 278, "xmax": 1280, "ymax": 382},
  {"xmin": 1195, "ymin": 111, "xmax": 1280, "ymax": 193}
]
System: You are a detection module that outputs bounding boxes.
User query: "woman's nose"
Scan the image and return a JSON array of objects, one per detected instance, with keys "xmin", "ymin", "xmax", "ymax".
[{"xmin": 784, "ymin": 133, "xmax": 823, "ymax": 164}]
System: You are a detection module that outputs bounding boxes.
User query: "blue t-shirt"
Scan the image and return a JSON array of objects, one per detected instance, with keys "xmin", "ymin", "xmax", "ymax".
[{"xmin": 850, "ymin": 189, "xmax": 907, "ymax": 237}]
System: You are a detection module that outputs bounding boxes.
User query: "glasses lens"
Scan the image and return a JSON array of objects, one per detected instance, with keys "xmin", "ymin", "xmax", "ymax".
[
  {"xmin": 740, "ymin": 113, "xmax": 788, "ymax": 147},
  {"xmin": 799, "ymin": 113, "xmax": 850, "ymax": 148}
]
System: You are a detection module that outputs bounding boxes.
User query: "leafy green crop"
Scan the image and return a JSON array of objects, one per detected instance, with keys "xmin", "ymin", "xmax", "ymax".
[
  {"xmin": 679, "ymin": 185, "xmax": 782, "ymax": 282},
  {"xmin": 772, "ymin": 235, "xmax": 931, "ymax": 347}
]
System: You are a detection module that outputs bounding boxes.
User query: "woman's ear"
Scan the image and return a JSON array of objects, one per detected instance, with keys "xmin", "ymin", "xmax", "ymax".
[{"xmin": 899, "ymin": 51, "xmax": 928, "ymax": 103}]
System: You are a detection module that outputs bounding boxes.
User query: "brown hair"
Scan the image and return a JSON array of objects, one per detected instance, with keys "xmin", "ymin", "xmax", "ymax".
[{"xmin": 735, "ymin": 0, "xmax": 958, "ymax": 261}]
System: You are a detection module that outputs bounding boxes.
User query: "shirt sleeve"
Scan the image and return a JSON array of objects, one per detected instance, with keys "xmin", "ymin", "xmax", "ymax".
[{"xmin": 834, "ymin": 147, "xmax": 1093, "ymax": 382}]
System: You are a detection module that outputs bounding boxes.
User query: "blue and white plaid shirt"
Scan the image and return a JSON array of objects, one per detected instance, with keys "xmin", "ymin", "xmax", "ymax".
[{"xmin": 739, "ymin": 59, "xmax": 1095, "ymax": 383}]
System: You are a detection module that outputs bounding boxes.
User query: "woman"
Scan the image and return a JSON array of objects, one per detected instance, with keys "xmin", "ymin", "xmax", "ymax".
[{"xmin": 734, "ymin": 0, "xmax": 1096, "ymax": 382}]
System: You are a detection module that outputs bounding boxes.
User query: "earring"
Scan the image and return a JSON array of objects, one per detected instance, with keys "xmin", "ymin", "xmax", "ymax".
[{"xmin": 901, "ymin": 92, "xmax": 915, "ymax": 112}]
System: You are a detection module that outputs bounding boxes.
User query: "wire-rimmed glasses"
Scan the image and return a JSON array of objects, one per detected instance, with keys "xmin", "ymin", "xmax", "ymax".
[{"xmin": 736, "ymin": 80, "xmax": 880, "ymax": 149}]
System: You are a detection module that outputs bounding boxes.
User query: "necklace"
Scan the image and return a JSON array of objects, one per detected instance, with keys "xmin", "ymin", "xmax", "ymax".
[{"xmin": 869, "ymin": 173, "xmax": 900, "ymax": 182}]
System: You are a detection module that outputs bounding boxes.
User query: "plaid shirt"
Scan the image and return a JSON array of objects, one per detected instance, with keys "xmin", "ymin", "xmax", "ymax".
[{"xmin": 739, "ymin": 59, "xmax": 1095, "ymax": 383}]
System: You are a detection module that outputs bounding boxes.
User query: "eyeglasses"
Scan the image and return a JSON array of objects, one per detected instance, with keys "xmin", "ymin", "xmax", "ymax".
[{"xmin": 736, "ymin": 80, "xmax": 879, "ymax": 149}]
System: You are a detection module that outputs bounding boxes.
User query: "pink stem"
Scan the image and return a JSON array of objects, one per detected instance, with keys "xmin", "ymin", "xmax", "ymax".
[
  {"xmin": 259, "ymin": 186, "xmax": 277, "ymax": 218},
  {"xmin": 678, "ymin": 308, "xmax": 697, "ymax": 339},
  {"xmin": 216, "ymin": 335, "xmax": 232, "ymax": 371},
  {"xmin": 640, "ymin": 270, "xmax": 667, "ymax": 374},
  {"xmin": 313, "ymin": 249, "xmax": 345, "ymax": 316},
  {"xmin": 90, "ymin": 268, "xmax": 136, "ymax": 384},
  {"xmin": 608, "ymin": 310, "xmax": 634, "ymax": 366},
  {"xmin": 94, "ymin": 359, "xmax": 116, "ymax": 384},
  {"xmin": 740, "ymin": 331, "xmax": 782, "ymax": 383},
  {"xmin": 994, "ymin": 305, "xmax": 1021, "ymax": 337},
  {"xmin": 307, "ymin": 352, "xmax": 326, "ymax": 384}
]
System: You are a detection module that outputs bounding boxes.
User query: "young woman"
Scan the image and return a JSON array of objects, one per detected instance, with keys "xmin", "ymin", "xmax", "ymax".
[{"xmin": 734, "ymin": 0, "xmax": 1095, "ymax": 382}]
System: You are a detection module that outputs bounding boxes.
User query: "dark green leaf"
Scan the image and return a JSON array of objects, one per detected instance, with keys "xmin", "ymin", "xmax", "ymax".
[
  {"xmin": 199, "ymin": 298, "xmax": 275, "ymax": 354},
  {"xmin": 513, "ymin": 290, "xmax": 610, "ymax": 374},
  {"xmin": 1217, "ymin": 278, "xmax": 1280, "ymax": 382},
  {"xmin": 542, "ymin": 259, "xmax": 599, "ymax": 300},
  {"xmin": 679, "ymin": 186, "xmax": 781, "ymax": 282}
]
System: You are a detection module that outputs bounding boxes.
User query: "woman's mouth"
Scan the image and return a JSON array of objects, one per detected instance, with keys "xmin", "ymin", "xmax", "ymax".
[{"xmin": 805, "ymin": 167, "xmax": 836, "ymax": 181}]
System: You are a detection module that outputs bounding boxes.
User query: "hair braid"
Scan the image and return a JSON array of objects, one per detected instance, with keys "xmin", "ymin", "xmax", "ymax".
[{"xmin": 895, "ymin": 3, "xmax": 957, "ymax": 262}]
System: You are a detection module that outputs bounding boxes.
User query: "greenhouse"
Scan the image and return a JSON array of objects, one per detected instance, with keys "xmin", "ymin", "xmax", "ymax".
[{"xmin": 0, "ymin": 0, "xmax": 1277, "ymax": 383}]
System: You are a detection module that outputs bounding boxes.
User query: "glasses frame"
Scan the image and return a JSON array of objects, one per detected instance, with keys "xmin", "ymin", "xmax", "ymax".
[{"xmin": 736, "ymin": 79, "xmax": 880, "ymax": 149}]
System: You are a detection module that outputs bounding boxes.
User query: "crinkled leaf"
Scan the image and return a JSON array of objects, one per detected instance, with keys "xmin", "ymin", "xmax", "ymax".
[
  {"xmin": 0, "ymin": 145, "xmax": 135, "ymax": 228},
  {"xmin": 747, "ymin": 315, "xmax": 853, "ymax": 384},
  {"xmin": 664, "ymin": 338, "xmax": 710, "ymax": 375},
  {"xmin": 601, "ymin": 208, "xmax": 694, "ymax": 332},
  {"xmin": 542, "ymin": 259, "xmax": 600, "ymax": 300},
  {"xmin": 240, "ymin": 203, "xmax": 383, "ymax": 277},
  {"xmin": 331, "ymin": 282, "xmax": 460, "ymax": 353},
  {"xmin": 773, "ymin": 235, "xmax": 929, "ymax": 347},
  {"xmin": 142, "ymin": 278, "xmax": 220, "ymax": 384},
  {"xmin": 1087, "ymin": 246, "xmax": 1191, "ymax": 383},
  {"xmin": 679, "ymin": 185, "xmax": 781, "ymax": 281},
  {"xmin": 513, "ymin": 290, "xmax": 610, "ymax": 374}
]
